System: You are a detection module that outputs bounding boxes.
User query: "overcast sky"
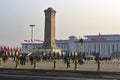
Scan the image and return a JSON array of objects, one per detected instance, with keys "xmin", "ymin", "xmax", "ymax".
[{"xmin": 0, "ymin": 0, "xmax": 120, "ymax": 47}]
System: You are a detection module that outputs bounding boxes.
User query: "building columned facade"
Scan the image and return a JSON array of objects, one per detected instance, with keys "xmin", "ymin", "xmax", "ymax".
[
  {"xmin": 21, "ymin": 34, "xmax": 120, "ymax": 58},
  {"xmin": 83, "ymin": 34, "xmax": 120, "ymax": 58}
]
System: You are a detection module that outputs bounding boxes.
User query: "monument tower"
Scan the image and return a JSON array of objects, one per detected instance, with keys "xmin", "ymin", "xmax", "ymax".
[{"xmin": 41, "ymin": 7, "xmax": 61, "ymax": 53}]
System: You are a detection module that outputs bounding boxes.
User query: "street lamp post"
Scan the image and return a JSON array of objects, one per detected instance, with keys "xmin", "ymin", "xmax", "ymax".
[
  {"xmin": 79, "ymin": 38, "xmax": 83, "ymax": 57},
  {"xmin": 29, "ymin": 25, "xmax": 35, "ymax": 52}
]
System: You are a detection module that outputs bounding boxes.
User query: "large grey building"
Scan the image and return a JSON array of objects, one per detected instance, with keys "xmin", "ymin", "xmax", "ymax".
[
  {"xmin": 22, "ymin": 34, "xmax": 120, "ymax": 58},
  {"xmin": 83, "ymin": 34, "xmax": 120, "ymax": 57}
]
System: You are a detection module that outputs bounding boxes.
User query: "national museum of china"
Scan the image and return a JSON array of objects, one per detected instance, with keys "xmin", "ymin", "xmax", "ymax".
[{"xmin": 21, "ymin": 34, "xmax": 120, "ymax": 58}]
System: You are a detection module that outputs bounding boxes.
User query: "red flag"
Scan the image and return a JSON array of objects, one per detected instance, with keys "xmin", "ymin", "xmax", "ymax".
[
  {"xmin": 19, "ymin": 48, "xmax": 22, "ymax": 52},
  {"xmin": 7, "ymin": 46, "xmax": 10, "ymax": 52},
  {"xmin": 13, "ymin": 47, "xmax": 16, "ymax": 52},
  {"xmin": 15, "ymin": 47, "xmax": 18, "ymax": 52},
  {"xmin": 4, "ymin": 46, "xmax": 8, "ymax": 51},
  {"xmin": 0, "ymin": 46, "xmax": 3, "ymax": 50},
  {"xmin": 9, "ymin": 46, "xmax": 12, "ymax": 51}
]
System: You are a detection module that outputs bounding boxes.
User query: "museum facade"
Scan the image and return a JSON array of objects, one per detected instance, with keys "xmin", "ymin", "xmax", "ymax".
[{"xmin": 21, "ymin": 34, "xmax": 120, "ymax": 58}]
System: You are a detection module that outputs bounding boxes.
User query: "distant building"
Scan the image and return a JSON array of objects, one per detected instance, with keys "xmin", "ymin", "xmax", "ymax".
[
  {"xmin": 83, "ymin": 34, "xmax": 120, "ymax": 58},
  {"xmin": 21, "ymin": 34, "xmax": 120, "ymax": 58},
  {"xmin": 22, "ymin": 35, "xmax": 80, "ymax": 53}
]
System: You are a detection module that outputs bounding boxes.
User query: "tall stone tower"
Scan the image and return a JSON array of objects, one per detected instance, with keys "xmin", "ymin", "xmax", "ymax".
[
  {"xmin": 42, "ymin": 7, "xmax": 57, "ymax": 48},
  {"xmin": 41, "ymin": 7, "xmax": 61, "ymax": 53}
]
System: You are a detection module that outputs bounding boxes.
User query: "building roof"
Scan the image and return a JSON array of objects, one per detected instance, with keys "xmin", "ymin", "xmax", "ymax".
[
  {"xmin": 84, "ymin": 34, "xmax": 120, "ymax": 37},
  {"xmin": 84, "ymin": 34, "xmax": 120, "ymax": 41},
  {"xmin": 56, "ymin": 40, "xmax": 68, "ymax": 43}
]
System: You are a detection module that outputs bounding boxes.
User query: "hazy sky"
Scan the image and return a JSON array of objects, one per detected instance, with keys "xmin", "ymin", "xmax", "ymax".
[{"xmin": 0, "ymin": 0, "xmax": 120, "ymax": 47}]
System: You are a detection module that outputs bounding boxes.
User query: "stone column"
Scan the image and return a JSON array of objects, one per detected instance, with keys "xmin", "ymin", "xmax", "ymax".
[
  {"xmin": 42, "ymin": 7, "xmax": 57, "ymax": 49},
  {"xmin": 40, "ymin": 7, "xmax": 61, "ymax": 53}
]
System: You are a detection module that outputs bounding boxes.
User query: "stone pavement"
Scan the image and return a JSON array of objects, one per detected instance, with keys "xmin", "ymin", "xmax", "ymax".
[{"xmin": 1, "ymin": 58, "xmax": 120, "ymax": 72}]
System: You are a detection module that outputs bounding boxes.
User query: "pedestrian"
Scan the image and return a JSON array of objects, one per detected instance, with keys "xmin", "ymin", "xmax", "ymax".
[
  {"xmin": 23, "ymin": 56, "xmax": 26, "ymax": 65},
  {"xmin": 81, "ymin": 57, "xmax": 85, "ymax": 64},
  {"xmin": 19, "ymin": 56, "xmax": 23, "ymax": 65},
  {"xmin": 29, "ymin": 56, "xmax": 34, "ymax": 65},
  {"xmin": 66, "ymin": 57, "xmax": 70, "ymax": 68}
]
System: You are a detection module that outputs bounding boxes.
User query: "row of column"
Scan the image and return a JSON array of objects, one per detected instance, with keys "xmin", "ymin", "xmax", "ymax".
[{"xmin": 83, "ymin": 42, "xmax": 120, "ymax": 57}]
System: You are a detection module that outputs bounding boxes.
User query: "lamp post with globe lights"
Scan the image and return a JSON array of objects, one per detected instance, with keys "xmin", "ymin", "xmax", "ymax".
[{"xmin": 79, "ymin": 38, "xmax": 83, "ymax": 57}]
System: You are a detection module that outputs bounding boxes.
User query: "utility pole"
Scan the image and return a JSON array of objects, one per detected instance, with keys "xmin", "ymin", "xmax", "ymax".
[{"xmin": 29, "ymin": 25, "xmax": 35, "ymax": 51}]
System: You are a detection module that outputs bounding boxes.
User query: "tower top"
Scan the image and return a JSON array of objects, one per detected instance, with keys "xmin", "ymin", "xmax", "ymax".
[
  {"xmin": 48, "ymin": 7, "xmax": 54, "ymax": 10},
  {"xmin": 44, "ymin": 7, "xmax": 56, "ymax": 14}
]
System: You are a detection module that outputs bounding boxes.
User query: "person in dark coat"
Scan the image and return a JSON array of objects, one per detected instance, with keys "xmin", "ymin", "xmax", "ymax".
[
  {"xmin": 66, "ymin": 57, "xmax": 70, "ymax": 68},
  {"xmin": 29, "ymin": 56, "xmax": 34, "ymax": 65}
]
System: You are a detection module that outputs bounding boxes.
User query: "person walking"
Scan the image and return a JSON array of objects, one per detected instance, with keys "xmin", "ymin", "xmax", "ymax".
[
  {"xmin": 66, "ymin": 57, "xmax": 70, "ymax": 68},
  {"xmin": 29, "ymin": 56, "xmax": 34, "ymax": 65}
]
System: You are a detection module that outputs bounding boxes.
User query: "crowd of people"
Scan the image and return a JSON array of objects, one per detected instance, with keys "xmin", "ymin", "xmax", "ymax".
[
  {"xmin": 11, "ymin": 54, "xmax": 87, "ymax": 68},
  {"xmin": 1, "ymin": 53, "xmax": 119, "ymax": 68}
]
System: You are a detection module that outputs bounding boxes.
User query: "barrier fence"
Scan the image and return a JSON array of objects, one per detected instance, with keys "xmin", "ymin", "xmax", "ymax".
[{"xmin": 0, "ymin": 58, "xmax": 120, "ymax": 71}]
